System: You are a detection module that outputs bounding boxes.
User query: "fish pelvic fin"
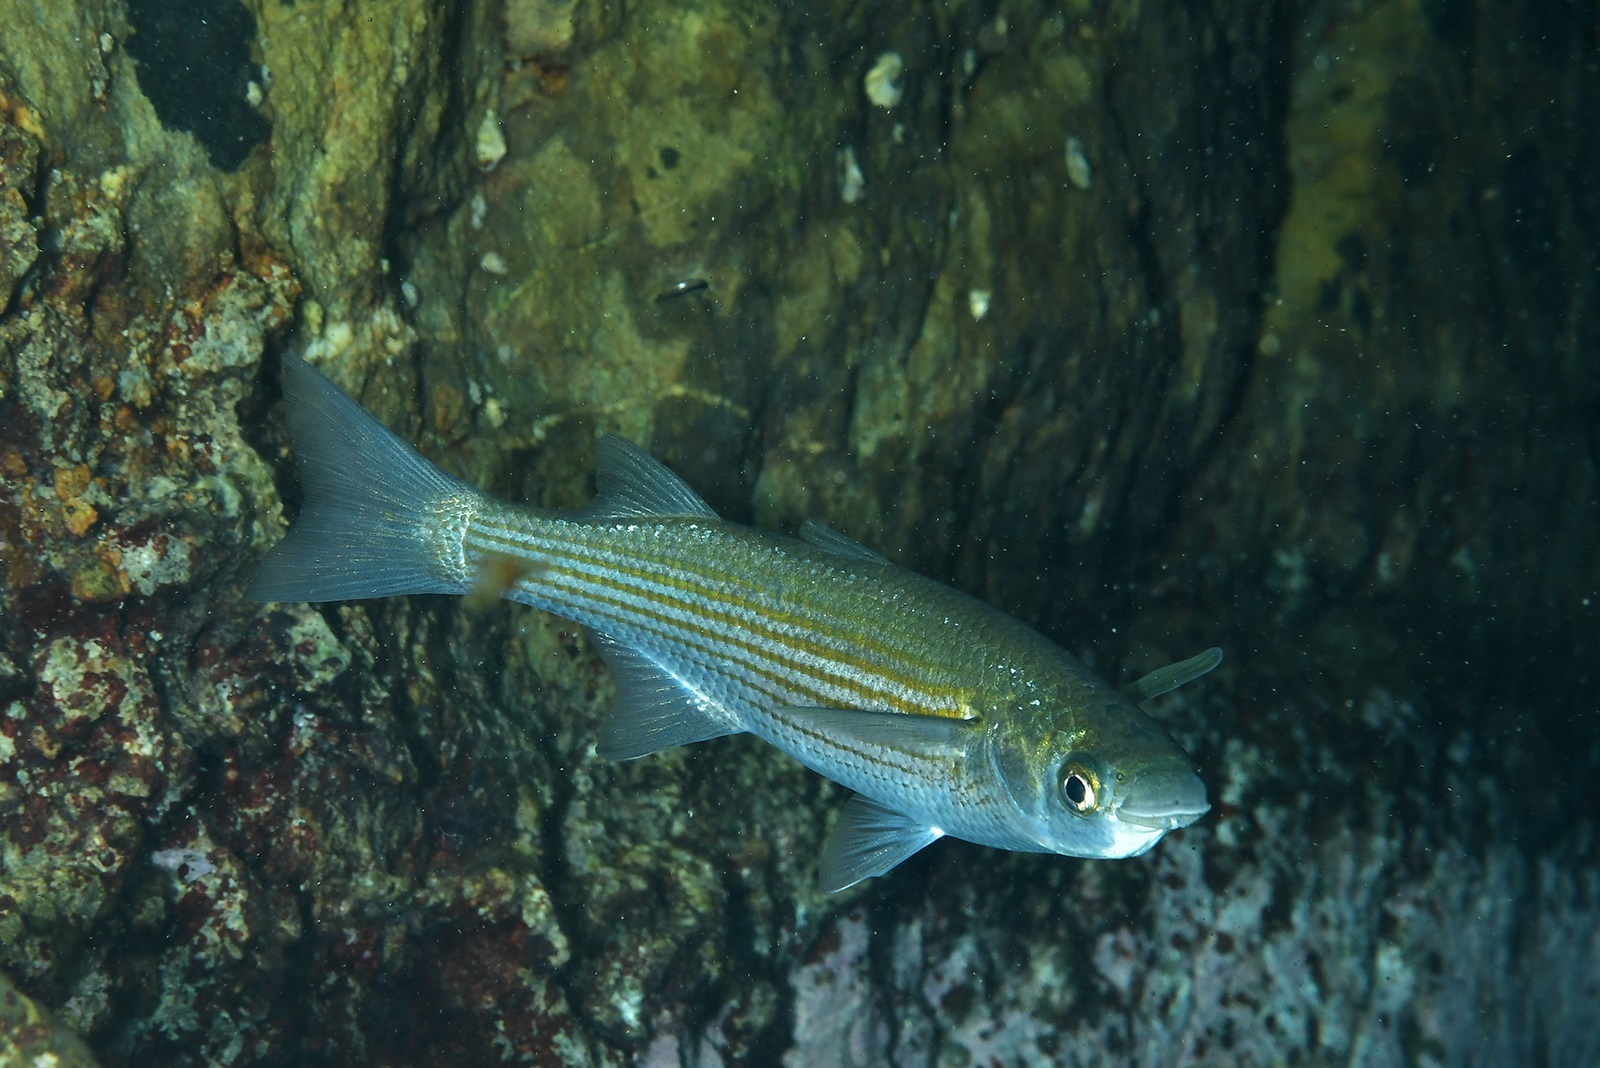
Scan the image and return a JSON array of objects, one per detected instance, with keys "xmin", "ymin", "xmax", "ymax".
[
  {"xmin": 1121, "ymin": 647, "xmax": 1224, "ymax": 704},
  {"xmin": 248, "ymin": 356, "xmax": 480, "ymax": 603}
]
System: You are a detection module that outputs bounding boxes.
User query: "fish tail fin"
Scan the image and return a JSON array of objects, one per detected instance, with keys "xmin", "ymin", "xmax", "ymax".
[{"xmin": 248, "ymin": 356, "xmax": 477, "ymax": 603}]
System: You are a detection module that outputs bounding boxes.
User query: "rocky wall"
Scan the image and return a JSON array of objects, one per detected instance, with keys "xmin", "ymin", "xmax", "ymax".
[{"xmin": 0, "ymin": 0, "xmax": 1595, "ymax": 1065}]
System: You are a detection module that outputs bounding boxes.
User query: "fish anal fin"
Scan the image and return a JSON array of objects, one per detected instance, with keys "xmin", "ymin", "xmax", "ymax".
[
  {"xmin": 590, "ymin": 633, "xmax": 739, "ymax": 760},
  {"xmin": 819, "ymin": 794, "xmax": 944, "ymax": 893}
]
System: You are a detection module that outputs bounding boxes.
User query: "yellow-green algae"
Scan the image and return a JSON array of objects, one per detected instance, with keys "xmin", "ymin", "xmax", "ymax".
[{"xmin": 0, "ymin": 0, "xmax": 1595, "ymax": 1063}]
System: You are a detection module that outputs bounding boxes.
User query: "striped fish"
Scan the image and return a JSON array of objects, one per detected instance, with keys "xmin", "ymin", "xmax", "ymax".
[{"xmin": 250, "ymin": 356, "xmax": 1220, "ymax": 892}]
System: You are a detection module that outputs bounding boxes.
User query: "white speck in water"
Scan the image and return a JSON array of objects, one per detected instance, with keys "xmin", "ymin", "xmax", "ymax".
[
  {"xmin": 1065, "ymin": 136, "xmax": 1093, "ymax": 190},
  {"xmin": 865, "ymin": 52, "xmax": 905, "ymax": 109},
  {"xmin": 968, "ymin": 288, "xmax": 992, "ymax": 321},
  {"xmin": 839, "ymin": 146, "xmax": 866, "ymax": 204},
  {"xmin": 475, "ymin": 109, "xmax": 507, "ymax": 171}
]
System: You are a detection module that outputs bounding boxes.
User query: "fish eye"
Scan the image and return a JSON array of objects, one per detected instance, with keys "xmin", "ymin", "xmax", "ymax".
[{"xmin": 1060, "ymin": 764, "xmax": 1098, "ymax": 815}]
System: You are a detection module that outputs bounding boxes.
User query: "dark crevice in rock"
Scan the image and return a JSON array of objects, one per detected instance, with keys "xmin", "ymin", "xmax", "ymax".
[{"xmin": 125, "ymin": 0, "xmax": 269, "ymax": 171}]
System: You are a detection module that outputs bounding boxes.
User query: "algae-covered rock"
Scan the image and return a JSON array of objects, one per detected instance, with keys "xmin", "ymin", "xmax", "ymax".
[
  {"xmin": 0, "ymin": 0, "xmax": 1596, "ymax": 1064},
  {"xmin": 0, "ymin": 970, "xmax": 100, "ymax": 1068}
]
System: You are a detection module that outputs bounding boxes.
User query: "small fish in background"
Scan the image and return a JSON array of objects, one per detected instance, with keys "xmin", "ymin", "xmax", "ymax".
[{"xmin": 250, "ymin": 356, "xmax": 1221, "ymax": 892}]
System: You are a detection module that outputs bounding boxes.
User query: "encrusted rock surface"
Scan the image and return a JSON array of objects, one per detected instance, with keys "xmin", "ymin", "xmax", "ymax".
[
  {"xmin": 0, "ymin": 970, "xmax": 99, "ymax": 1068},
  {"xmin": 0, "ymin": 0, "xmax": 1595, "ymax": 1066}
]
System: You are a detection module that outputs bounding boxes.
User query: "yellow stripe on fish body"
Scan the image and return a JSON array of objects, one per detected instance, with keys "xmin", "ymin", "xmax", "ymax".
[
  {"xmin": 249, "ymin": 356, "xmax": 1220, "ymax": 892},
  {"xmin": 468, "ymin": 522, "xmax": 978, "ymax": 720}
]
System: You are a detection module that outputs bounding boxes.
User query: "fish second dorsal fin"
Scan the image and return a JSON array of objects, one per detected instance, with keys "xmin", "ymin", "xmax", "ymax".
[
  {"xmin": 797, "ymin": 519, "xmax": 891, "ymax": 564},
  {"xmin": 582, "ymin": 434, "xmax": 720, "ymax": 520}
]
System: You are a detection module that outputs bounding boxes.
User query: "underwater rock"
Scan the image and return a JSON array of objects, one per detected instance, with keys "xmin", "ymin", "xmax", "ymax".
[
  {"xmin": 124, "ymin": 0, "xmax": 270, "ymax": 171},
  {"xmin": 0, "ymin": 0, "xmax": 1595, "ymax": 1064},
  {"xmin": 0, "ymin": 969, "xmax": 100, "ymax": 1068}
]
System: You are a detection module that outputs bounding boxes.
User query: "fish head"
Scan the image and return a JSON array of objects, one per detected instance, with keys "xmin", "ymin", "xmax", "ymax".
[{"xmin": 992, "ymin": 691, "xmax": 1209, "ymax": 859}]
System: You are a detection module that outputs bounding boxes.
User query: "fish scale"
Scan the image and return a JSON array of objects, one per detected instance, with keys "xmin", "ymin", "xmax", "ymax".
[
  {"xmin": 471, "ymin": 517, "xmax": 974, "ymax": 719},
  {"xmin": 250, "ymin": 355, "xmax": 1220, "ymax": 892}
]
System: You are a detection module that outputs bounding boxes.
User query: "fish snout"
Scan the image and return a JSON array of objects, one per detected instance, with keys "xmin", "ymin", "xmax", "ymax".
[{"xmin": 1115, "ymin": 767, "xmax": 1211, "ymax": 831}]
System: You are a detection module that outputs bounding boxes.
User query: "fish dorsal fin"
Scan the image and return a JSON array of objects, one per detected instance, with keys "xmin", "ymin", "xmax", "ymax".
[
  {"xmin": 589, "ymin": 632, "xmax": 740, "ymax": 759},
  {"xmin": 797, "ymin": 519, "xmax": 890, "ymax": 564},
  {"xmin": 1122, "ymin": 647, "xmax": 1224, "ymax": 704},
  {"xmin": 819, "ymin": 794, "xmax": 944, "ymax": 893},
  {"xmin": 583, "ymin": 434, "xmax": 719, "ymax": 520}
]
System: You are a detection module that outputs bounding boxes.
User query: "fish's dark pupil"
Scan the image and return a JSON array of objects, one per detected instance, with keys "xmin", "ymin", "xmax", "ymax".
[{"xmin": 1064, "ymin": 773, "xmax": 1087, "ymax": 806}]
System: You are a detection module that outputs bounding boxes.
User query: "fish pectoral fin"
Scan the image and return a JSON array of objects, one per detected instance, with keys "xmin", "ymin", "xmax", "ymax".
[
  {"xmin": 770, "ymin": 706, "xmax": 978, "ymax": 759},
  {"xmin": 819, "ymin": 794, "xmax": 944, "ymax": 893},
  {"xmin": 797, "ymin": 519, "xmax": 891, "ymax": 565},
  {"xmin": 580, "ymin": 434, "xmax": 720, "ymax": 520},
  {"xmin": 590, "ymin": 633, "xmax": 740, "ymax": 760},
  {"xmin": 1121, "ymin": 647, "xmax": 1224, "ymax": 704}
]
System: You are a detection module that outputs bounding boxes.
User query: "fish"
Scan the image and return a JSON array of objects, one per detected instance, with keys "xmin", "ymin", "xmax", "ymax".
[{"xmin": 249, "ymin": 355, "xmax": 1221, "ymax": 892}]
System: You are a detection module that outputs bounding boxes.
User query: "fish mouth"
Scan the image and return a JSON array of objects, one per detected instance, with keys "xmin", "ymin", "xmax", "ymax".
[{"xmin": 1115, "ymin": 768, "xmax": 1211, "ymax": 831}]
